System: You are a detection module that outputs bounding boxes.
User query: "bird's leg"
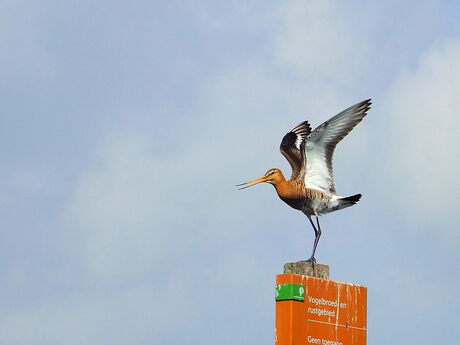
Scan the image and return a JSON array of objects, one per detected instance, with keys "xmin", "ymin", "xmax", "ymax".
[
  {"xmin": 306, "ymin": 215, "xmax": 322, "ymax": 263},
  {"xmin": 314, "ymin": 216, "xmax": 322, "ymax": 259}
]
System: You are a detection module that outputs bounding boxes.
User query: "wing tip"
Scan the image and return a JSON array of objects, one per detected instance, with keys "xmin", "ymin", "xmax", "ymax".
[
  {"xmin": 353, "ymin": 99, "xmax": 372, "ymax": 117},
  {"xmin": 291, "ymin": 120, "xmax": 312, "ymax": 135},
  {"xmin": 361, "ymin": 98, "xmax": 372, "ymax": 109}
]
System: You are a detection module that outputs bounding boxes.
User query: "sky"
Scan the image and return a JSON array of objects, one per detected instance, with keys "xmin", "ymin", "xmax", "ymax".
[{"xmin": 1, "ymin": 0, "xmax": 460, "ymax": 344}]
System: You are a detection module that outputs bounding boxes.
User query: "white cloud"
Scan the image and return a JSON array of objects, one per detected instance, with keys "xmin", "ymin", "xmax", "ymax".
[
  {"xmin": 65, "ymin": 132, "xmax": 189, "ymax": 281},
  {"xmin": 273, "ymin": 0, "xmax": 371, "ymax": 86},
  {"xmin": 382, "ymin": 40, "xmax": 460, "ymax": 242},
  {"xmin": 0, "ymin": 282, "xmax": 192, "ymax": 345},
  {"xmin": 63, "ymin": 124, "xmax": 272, "ymax": 282}
]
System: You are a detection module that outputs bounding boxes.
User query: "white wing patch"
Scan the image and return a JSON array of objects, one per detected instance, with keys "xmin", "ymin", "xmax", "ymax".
[
  {"xmin": 294, "ymin": 135, "xmax": 303, "ymax": 150},
  {"xmin": 304, "ymin": 99, "xmax": 371, "ymax": 195},
  {"xmin": 305, "ymin": 141, "xmax": 335, "ymax": 194}
]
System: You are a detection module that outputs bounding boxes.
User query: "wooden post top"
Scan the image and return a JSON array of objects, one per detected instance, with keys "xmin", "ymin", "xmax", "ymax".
[{"xmin": 283, "ymin": 261, "xmax": 330, "ymax": 279}]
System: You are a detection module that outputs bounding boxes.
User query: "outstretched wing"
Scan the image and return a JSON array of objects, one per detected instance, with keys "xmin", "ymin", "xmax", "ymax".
[
  {"xmin": 305, "ymin": 99, "xmax": 372, "ymax": 195},
  {"xmin": 279, "ymin": 121, "xmax": 311, "ymax": 180}
]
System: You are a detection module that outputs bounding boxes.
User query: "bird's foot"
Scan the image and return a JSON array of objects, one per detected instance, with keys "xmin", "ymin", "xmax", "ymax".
[{"xmin": 305, "ymin": 257, "xmax": 317, "ymax": 264}]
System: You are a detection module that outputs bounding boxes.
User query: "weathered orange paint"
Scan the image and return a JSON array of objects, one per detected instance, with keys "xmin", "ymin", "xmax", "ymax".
[{"xmin": 275, "ymin": 274, "xmax": 367, "ymax": 345}]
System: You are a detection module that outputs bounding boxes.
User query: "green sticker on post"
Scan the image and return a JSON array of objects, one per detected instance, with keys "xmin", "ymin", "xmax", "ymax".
[{"xmin": 275, "ymin": 283, "xmax": 305, "ymax": 301}]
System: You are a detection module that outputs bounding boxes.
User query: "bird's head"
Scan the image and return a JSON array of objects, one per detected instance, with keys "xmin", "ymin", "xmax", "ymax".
[{"xmin": 237, "ymin": 168, "xmax": 285, "ymax": 190}]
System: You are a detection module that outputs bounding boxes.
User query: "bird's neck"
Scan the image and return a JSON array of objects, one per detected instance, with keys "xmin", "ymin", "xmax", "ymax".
[{"xmin": 271, "ymin": 171, "xmax": 287, "ymax": 188}]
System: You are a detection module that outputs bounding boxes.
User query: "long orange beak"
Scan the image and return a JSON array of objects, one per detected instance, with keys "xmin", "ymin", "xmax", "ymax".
[{"xmin": 236, "ymin": 176, "xmax": 268, "ymax": 190}]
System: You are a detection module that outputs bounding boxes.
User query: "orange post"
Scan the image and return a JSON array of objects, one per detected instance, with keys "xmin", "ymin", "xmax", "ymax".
[{"xmin": 275, "ymin": 273, "xmax": 367, "ymax": 345}]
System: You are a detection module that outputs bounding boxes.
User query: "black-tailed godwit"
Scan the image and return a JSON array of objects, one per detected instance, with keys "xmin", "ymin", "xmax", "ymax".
[{"xmin": 238, "ymin": 99, "xmax": 372, "ymax": 262}]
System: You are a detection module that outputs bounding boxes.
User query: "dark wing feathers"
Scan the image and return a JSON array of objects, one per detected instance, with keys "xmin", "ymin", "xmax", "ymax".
[
  {"xmin": 279, "ymin": 121, "xmax": 311, "ymax": 180},
  {"xmin": 278, "ymin": 99, "xmax": 371, "ymax": 195}
]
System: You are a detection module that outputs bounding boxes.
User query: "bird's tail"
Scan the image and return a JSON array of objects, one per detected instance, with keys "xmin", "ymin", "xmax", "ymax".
[{"xmin": 337, "ymin": 193, "xmax": 362, "ymax": 210}]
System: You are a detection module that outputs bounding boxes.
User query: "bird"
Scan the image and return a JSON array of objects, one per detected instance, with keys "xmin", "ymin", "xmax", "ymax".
[{"xmin": 237, "ymin": 99, "xmax": 371, "ymax": 263}]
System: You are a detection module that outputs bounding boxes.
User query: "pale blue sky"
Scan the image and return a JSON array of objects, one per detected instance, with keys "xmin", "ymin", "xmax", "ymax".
[{"xmin": 1, "ymin": 1, "xmax": 460, "ymax": 344}]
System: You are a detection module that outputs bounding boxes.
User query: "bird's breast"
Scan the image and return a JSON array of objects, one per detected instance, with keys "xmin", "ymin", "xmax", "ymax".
[
  {"xmin": 274, "ymin": 181, "xmax": 307, "ymax": 210},
  {"xmin": 274, "ymin": 181, "xmax": 331, "ymax": 213}
]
